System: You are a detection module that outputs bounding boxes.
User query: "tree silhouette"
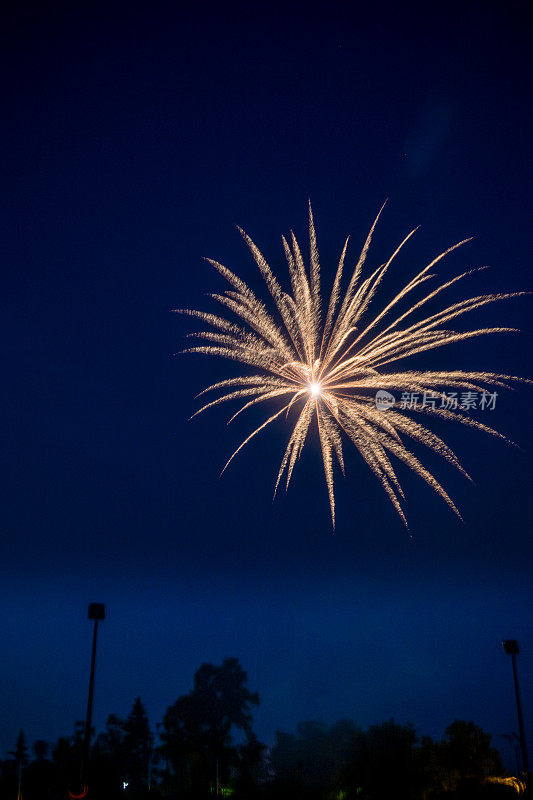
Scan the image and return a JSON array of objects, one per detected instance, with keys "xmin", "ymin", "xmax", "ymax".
[
  {"xmin": 97, "ymin": 713, "xmax": 126, "ymax": 758},
  {"xmin": 161, "ymin": 657, "xmax": 261, "ymax": 797},
  {"xmin": 442, "ymin": 720, "xmax": 502, "ymax": 778},
  {"xmin": 344, "ymin": 719, "xmax": 421, "ymax": 800},
  {"xmin": 89, "ymin": 700, "xmax": 153, "ymax": 797},
  {"xmin": 50, "ymin": 720, "xmax": 89, "ymax": 795},
  {"xmin": 9, "ymin": 731, "xmax": 29, "ymax": 767},
  {"xmin": 90, "ymin": 713, "xmax": 127, "ymax": 796},
  {"xmin": 270, "ymin": 718, "xmax": 363, "ymax": 797},
  {"xmin": 419, "ymin": 720, "xmax": 505, "ymax": 798},
  {"xmin": 0, "ymin": 671, "xmax": 509, "ymax": 800},
  {"xmin": 8, "ymin": 731, "xmax": 28, "ymax": 800},
  {"xmin": 23, "ymin": 740, "xmax": 56, "ymax": 800},
  {"xmin": 123, "ymin": 697, "xmax": 152, "ymax": 791},
  {"xmin": 32, "ymin": 740, "xmax": 49, "ymax": 761}
]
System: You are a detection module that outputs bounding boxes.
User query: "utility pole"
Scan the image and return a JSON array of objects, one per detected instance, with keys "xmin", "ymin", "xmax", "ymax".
[
  {"xmin": 80, "ymin": 603, "xmax": 105, "ymax": 792},
  {"xmin": 11, "ymin": 732, "xmax": 27, "ymax": 800},
  {"xmin": 502, "ymin": 639, "xmax": 529, "ymax": 775},
  {"xmin": 16, "ymin": 754, "xmax": 22, "ymax": 800},
  {"xmin": 147, "ymin": 730, "xmax": 153, "ymax": 791}
]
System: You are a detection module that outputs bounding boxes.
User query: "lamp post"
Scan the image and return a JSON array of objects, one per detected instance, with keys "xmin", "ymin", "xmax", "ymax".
[
  {"xmin": 80, "ymin": 603, "xmax": 105, "ymax": 791},
  {"xmin": 502, "ymin": 639, "xmax": 529, "ymax": 776}
]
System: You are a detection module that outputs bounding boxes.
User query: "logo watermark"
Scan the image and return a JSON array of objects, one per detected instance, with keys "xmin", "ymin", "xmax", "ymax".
[{"xmin": 375, "ymin": 390, "xmax": 396, "ymax": 411}]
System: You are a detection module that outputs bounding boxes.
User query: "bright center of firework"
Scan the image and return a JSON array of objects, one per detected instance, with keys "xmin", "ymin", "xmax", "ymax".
[{"xmin": 309, "ymin": 381, "xmax": 322, "ymax": 397}]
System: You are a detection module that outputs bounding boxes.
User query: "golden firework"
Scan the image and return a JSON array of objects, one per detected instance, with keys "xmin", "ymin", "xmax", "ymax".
[{"xmin": 177, "ymin": 203, "xmax": 528, "ymax": 527}]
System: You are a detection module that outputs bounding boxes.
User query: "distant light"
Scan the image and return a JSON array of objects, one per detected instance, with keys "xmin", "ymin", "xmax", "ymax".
[
  {"xmin": 122, "ymin": 781, "xmax": 129, "ymax": 790},
  {"xmin": 309, "ymin": 382, "xmax": 322, "ymax": 397}
]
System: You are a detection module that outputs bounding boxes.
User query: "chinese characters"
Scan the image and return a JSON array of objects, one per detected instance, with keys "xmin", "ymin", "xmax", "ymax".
[{"xmin": 397, "ymin": 390, "xmax": 498, "ymax": 410}]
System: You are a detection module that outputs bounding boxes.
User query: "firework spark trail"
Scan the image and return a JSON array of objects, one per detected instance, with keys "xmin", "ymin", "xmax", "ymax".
[{"xmin": 176, "ymin": 204, "xmax": 529, "ymax": 527}]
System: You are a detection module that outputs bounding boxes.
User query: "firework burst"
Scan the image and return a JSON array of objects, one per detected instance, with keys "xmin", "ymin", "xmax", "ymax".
[{"xmin": 176, "ymin": 203, "xmax": 528, "ymax": 527}]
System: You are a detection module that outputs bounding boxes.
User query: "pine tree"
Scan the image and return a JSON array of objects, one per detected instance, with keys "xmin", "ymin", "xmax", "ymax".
[
  {"xmin": 9, "ymin": 731, "xmax": 28, "ymax": 800},
  {"xmin": 123, "ymin": 697, "xmax": 151, "ymax": 790}
]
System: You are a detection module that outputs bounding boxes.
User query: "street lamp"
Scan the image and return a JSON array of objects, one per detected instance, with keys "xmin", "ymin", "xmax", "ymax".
[
  {"xmin": 81, "ymin": 603, "xmax": 105, "ymax": 790},
  {"xmin": 502, "ymin": 639, "xmax": 529, "ymax": 776}
]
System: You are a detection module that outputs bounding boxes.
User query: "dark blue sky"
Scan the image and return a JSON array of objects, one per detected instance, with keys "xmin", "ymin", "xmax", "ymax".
[{"xmin": 1, "ymin": 0, "xmax": 532, "ymax": 768}]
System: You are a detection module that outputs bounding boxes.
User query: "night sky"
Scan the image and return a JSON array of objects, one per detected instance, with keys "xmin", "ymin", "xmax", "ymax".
[{"xmin": 1, "ymin": 1, "xmax": 532, "ymax": 768}]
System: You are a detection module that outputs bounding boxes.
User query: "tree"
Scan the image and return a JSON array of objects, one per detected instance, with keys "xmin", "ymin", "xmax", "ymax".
[
  {"xmin": 161, "ymin": 657, "xmax": 262, "ymax": 797},
  {"xmin": 97, "ymin": 713, "xmax": 126, "ymax": 759},
  {"xmin": 32, "ymin": 740, "xmax": 49, "ymax": 761},
  {"xmin": 7, "ymin": 731, "xmax": 29, "ymax": 800},
  {"xmin": 22, "ymin": 740, "xmax": 56, "ymax": 800},
  {"xmin": 269, "ymin": 719, "xmax": 362, "ymax": 799},
  {"xmin": 9, "ymin": 731, "xmax": 29, "ymax": 767},
  {"xmin": 91, "ymin": 701, "xmax": 153, "ymax": 797},
  {"xmin": 51, "ymin": 720, "xmax": 87, "ymax": 796},
  {"xmin": 442, "ymin": 721, "xmax": 502, "ymax": 778},
  {"xmin": 0, "ymin": 732, "xmax": 29, "ymax": 800},
  {"xmin": 123, "ymin": 697, "xmax": 152, "ymax": 791},
  {"xmin": 91, "ymin": 713, "xmax": 127, "ymax": 797},
  {"xmin": 353, "ymin": 719, "xmax": 420, "ymax": 799},
  {"xmin": 419, "ymin": 720, "xmax": 504, "ymax": 798}
]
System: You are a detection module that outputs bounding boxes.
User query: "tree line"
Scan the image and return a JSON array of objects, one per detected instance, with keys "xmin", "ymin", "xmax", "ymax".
[{"xmin": 0, "ymin": 657, "xmax": 525, "ymax": 799}]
